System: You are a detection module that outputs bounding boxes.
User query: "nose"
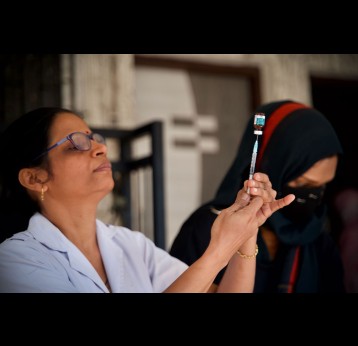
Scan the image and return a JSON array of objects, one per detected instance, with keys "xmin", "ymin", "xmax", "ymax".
[{"xmin": 91, "ymin": 140, "xmax": 107, "ymax": 157}]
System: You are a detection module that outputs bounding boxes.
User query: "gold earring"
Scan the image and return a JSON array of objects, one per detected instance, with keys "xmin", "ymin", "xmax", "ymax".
[{"xmin": 41, "ymin": 186, "xmax": 45, "ymax": 202}]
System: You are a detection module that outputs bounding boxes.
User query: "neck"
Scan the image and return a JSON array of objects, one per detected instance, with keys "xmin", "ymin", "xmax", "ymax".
[
  {"xmin": 41, "ymin": 202, "xmax": 110, "ymax": 290},
  {"xmin": 41, "ymin": 200, "xmax": 98, "ymax": 251}
]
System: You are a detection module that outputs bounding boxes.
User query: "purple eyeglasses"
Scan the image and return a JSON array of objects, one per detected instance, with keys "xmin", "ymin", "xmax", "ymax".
[{"xmin": 32, "ymin": 132, "xmax": 106, "ymax": 162}]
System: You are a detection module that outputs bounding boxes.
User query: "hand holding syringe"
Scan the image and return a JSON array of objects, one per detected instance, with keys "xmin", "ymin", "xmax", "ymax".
[{"xmin": 247, "ymin": 113, "xmax": 265, "ymax": 194}]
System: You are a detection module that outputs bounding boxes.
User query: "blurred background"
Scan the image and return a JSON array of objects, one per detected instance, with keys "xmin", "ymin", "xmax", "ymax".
[{"xmin": 0, "ymin": 54, "xmax": 357, "ymax": 256}]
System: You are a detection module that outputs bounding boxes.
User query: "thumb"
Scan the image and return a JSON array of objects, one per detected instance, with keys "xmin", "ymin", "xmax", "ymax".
[{"xmin": 270, "ymin": 193, "xmax": 296, "ymax": 214}]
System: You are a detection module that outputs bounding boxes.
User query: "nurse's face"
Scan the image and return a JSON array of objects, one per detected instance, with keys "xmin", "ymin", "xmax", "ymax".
[{"xmin": 44, "ymin": 112, "xmax": 114, "ymax": 205}]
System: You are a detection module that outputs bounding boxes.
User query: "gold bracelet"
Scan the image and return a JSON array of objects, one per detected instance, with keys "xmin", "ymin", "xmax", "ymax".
[{"xmin": 236, "ymin": 244, "xmax": 258, "ymax": 259}]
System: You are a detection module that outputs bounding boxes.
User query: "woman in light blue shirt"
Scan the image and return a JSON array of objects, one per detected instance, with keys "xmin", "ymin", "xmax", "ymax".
[{"xmin": 0, "ymin": 108, "xmax": 294, "ymax": 292}]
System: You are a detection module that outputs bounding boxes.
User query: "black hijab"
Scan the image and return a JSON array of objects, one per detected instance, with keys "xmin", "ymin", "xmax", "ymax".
[
  {"xmin": 212, "ymin": 99, "xmax": 343, "ymax": 292},
  {"xmin": 215, "ymin": 100, "xmax": 342, "ymax": 203}
]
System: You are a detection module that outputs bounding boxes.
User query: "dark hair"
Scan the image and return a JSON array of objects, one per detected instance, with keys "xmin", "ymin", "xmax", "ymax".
[{"xmin": 0, "ymin": 107, "xmax": 74, "ymax": 241}]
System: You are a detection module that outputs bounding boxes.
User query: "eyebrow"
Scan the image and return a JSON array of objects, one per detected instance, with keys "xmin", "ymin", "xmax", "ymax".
[
  {"xmin": 300, "ymin": 175, "xmax": 318, "ymax": 183},
  {"xmin": 300, "ymin": 174, "xmax": 334, "ymax": 186}
]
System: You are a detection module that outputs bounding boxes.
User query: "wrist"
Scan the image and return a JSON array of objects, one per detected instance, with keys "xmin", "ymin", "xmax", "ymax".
[
  {"xmin": 237, "ymin": 234, "xmax": 257, "ymax": 252},
  {"xmin": 202, "ymin": 245, "xmax": 230, "ymax": 271},
  {"xmin": 236, "ymin": 244, "xmax": 258, "ymax": 259}
]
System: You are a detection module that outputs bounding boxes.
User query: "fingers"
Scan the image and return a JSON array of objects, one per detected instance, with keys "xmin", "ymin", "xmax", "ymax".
[
  {"xmin": 233, "ymin": 196, "xmax": 263, "ymax": 217},
  {"xmin": 253, "ymin": 172, "xmax": 272, "ymax": 186},
  {"xmin": 227, "ymin": 193, "xmax": 263, "ymax": 216},
  {"xmin": 246, "ymin": 172, "xmax": 276, "ymax": 202},
  {"xmin": 281, "ymin": 193, "xmax": 296, "ymax": 207},
  {"xmin": 244, "ymin": 196, "xmax": 264, "ymax": 214},
  {"xmin": 256, "ymin": 193, "xmax": 295, "ymax": 226},
  {"xmin": 241, "ymin": 173, "xmax": 295, "ymax": 224},
  {"xmin": 209, "ymin": 196, "xmax": 263, "ymax": 263},
  {"xmin": 269, "ymin": 193, "xmax": 295, "ymax": 214},
  {"xmin": 227, "ymin": 189, "xmax": 251, "ymax": 213}
]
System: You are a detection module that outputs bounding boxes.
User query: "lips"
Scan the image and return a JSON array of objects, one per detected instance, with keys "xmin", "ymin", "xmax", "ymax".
[{"xmin": 94, "ymin": 161, "xmax": 112, "ymax": 172}]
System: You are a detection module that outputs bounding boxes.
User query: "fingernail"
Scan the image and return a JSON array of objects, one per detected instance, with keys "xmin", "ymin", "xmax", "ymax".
[{"xmin": 241, "ymin": 193, "xmax": 250, "ymax": 201}]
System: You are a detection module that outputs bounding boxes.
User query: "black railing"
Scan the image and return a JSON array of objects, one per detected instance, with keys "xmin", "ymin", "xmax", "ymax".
[{"xmin": 92, "ymin": 121, "xmax": 165, "ymax": 249}]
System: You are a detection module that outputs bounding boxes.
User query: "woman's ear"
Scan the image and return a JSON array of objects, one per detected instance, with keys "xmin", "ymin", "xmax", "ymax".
[{"xmin": 18, "ymin": 168, "xmax": 48, "ymax": 193}]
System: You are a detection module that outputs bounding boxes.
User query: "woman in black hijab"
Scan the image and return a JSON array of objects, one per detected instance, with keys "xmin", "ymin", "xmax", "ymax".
[{"xmin": 170, "ymin": 99, "xmax": 345, "ymax": 292}]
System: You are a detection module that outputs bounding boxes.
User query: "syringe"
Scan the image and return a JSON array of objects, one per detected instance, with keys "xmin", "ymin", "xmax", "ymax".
[{"xmin": 247, "ymin": 113, "xmax": 265, "ymax": 194}]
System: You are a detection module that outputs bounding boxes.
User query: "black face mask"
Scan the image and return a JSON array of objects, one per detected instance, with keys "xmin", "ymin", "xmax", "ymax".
[{"xmin": 279, "ymin": 185, "xmax": 326, "ymax": 224}]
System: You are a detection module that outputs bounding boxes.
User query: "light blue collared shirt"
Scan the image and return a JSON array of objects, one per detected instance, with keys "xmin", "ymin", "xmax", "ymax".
[{"xmin": 0, "ymin": 213, "xmax": 188, "ymax": 293}]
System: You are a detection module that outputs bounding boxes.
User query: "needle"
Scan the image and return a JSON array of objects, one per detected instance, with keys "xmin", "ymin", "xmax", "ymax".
[{"xmin": 247, "ymin": 135, "xmax": 258, "ymax": 194}]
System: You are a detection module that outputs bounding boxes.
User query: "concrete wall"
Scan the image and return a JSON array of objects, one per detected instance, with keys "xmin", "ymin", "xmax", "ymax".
[
  {"xmin": 62, "ymin": 54, "xmax": 358, "ymax": 125},
  {"xmin": 136, "ymin": 54, "xmax": 358, "ymax": 104}
]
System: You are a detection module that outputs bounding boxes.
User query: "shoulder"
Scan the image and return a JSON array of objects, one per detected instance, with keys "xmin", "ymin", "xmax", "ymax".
[
  {"xmin": 0, "ymin": 231, "xmax": 59, "ymax": 265},
  {"xmin": 0, "ymin": 231, "xmax": 72, "ymax": 291},
  {"xmin": 1, "ymin": 231, "xmax": 42, "ymax": 253},
  {"xmin": 0, "ymin": 232, "xmax": 80, "ymax": 293}
]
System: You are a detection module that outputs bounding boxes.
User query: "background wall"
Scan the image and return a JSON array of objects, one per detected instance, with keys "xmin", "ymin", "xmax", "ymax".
[{"xmin": 59, "ymin": 53, "xmax": 358, "ymax": 250}]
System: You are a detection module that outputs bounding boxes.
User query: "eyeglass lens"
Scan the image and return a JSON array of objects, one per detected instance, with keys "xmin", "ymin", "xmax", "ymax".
[{"xmin": 71, "ymin": 133, "xmax": 105, "ymax": 151}]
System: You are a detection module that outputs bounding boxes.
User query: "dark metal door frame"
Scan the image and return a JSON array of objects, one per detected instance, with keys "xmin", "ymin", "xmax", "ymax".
[{"xmin": 93, "ymin": 121, "xmax": 166, "ymax": 249}]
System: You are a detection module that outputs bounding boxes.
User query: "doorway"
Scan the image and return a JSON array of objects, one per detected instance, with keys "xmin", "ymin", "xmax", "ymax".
[
  {"xmin": 134, "ymin": 56, "xmax": 261, "ymax": 248},
  {"xmin": 311, "ymin": 77, "xmax": 358, "ymax": 238}
]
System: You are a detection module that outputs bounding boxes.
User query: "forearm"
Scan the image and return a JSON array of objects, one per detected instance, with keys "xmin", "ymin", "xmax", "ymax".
[
  {"xmin": 164, "ymin": 250, "xmax": 227, "ymax": 293},
  {"xmin": 216, "ymin": 236, "xmax": 257, "ymax": 293}
]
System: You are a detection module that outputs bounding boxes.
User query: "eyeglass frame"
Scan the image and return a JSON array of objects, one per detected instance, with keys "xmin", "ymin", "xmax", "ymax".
[{"xmin": 32, "ymin": 131, "xmax": 106, "ymax": 162}]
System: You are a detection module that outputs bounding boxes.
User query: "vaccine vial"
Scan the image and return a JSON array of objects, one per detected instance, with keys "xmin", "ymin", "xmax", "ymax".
[{"xmin": 253, "ymin": 113, "xmax": 265, "ymax": 135}]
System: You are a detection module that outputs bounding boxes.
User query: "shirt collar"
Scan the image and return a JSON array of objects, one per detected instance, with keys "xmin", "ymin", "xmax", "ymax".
[
  {"xmin": 28, "ymin": 213, "xmax": 73, "ymax": 252},
  {"xmin": 28, "ymin": 213, "xmax": 115, "ymax": 292}
]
